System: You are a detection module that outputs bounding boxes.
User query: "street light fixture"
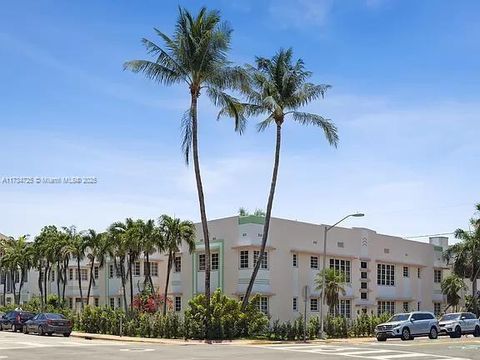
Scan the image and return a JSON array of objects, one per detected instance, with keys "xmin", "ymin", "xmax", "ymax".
[{"xmin": 319, "ymin": 212, "xmax": 365, "ymax": 338}]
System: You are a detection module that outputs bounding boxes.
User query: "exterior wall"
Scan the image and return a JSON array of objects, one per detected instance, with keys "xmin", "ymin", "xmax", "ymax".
[{"xmin": 0, "ymin": 217, "xmax": 457, "ymax": 321}]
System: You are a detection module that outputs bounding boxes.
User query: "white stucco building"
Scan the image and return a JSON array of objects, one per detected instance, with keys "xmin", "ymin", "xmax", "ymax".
[{"xmin": 0, "ymin": 216, "xmax": 459, "ymax": 320}]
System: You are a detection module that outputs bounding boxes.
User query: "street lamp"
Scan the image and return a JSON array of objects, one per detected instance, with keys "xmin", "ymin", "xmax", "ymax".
[{"xmin": 319, "ymin": 212, "xmax": 364, "ymax": 338}]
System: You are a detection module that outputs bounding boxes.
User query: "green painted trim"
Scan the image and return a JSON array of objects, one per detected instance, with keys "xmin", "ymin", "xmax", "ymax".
[
  {"xmin": 433, "ymin": 245, "xmax": 443, "ymax": 252},
  {"xmin": 238, "ymin": 215, "xmax": 265, "ymax": 225},
  {"xmin": 191, "ymin": 239, "xmax": 225, "ymax": 295}
]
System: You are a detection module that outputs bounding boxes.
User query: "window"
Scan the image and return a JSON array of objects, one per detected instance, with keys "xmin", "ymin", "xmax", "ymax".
[
  {"xmin": 94, "ymin": 266, "xmax": 99, "ymax": 279},
  {"xmin": 361, "ymin": 272, "xmax": 367, "ymax": 279},
  {"xmin": 211, "ymin": 253, "xmax": 219, "ymax": 270},
  {"xmin": 293, "ymin": 297, "xmax": 298, "ymax": 311},
  {"xmin": 310, "ymin": 256, "xmax": 319, "ymax": 269},
  {"xmin": 292, "ymin": 253, "xmax": 298, "ymax": 267},
  {"xmin": 254, "ymin": 250, "xmax": 268, "ymax": 269},
  {"xmin": 403, "ymin": 301, "xmax": 409, "ymax": 312},
  {"xmin": 109, "ymin": 264, "xmax": 114, "ymax": 279},
  {"xmin": 50, "ymin": 270, "xmax": 55, "ymax": 282},
  {"xmin": 134, "ymin": 262, "xmax": 141, "ymax": 277},
  {"xmin": 417, "ymin": 302, "xmax": 421, "ymax": 311},
  {"xmin": 199, "ymin": 254, "xmax": 206, "ymax": 271},
  {"xmin": 403, "ymin": 266, "xmax": 409, "ymax": 278},
  {"xmin": 418, "ymin": 268, "xmax": 421, "ymax": 279},
  {"xmin": 337, "ymin": 242, "xmax": 344, "ymax": 248},
  {"xmin": 240, "ymin": 251, "xmax": 249, "ymax": 269},
  {"xmin": 109, "ymin": 298, "xmax": 115, "ymax": 309},
  {"xmin": 329, "ymin": 300, "xmax": 351, "ymax": 318},
  {"xmin": 151, "ymin": 262, "xmax": 158, "ymax": 277},
  {"xmin": 117, "ymin": 297, "xmax": 121, "ymax": 308},
  {"xmin": 434, "ymin": 302, "xmax": 442, "ymax": 316},
  {"xmin": 175, "ymin": 296, "xmax": 182, "ymax": 312},
  {"xmin": 330, "ymin": 258, "xmax": 351, "ymax": 283},
  {"xmin": 310, "ymin": 298, "xmax": 319, "ymax": 312},
  {"xmin": 94, "ymin": 298, "xmax": 99, "ymax": 307},
  {"xmin": 361, "ymin": 282, "xmax": 367, "ymax": 289},
  {"xmin": 174, "ymin": 256, "xmax": 181, "ymax": 273},
  {"xmin": 377, "ymin": 264, "xmax": 395, "ymax": 286},
  {"xmin": 361, "ymin": 261, "xmax": 367, "ymax": 269},
  {"xmin": 256, "ymin": 296, "xmax": 269, "ymax": 314},
  {"xmin": 115, "ymin": 265, "xmax": 121, "ymax": 277},
  {"xmin": 434, "ymin": 269, "xmax": 442, "ymax": 283},
  {"xmin": 361, "ymin": 292, "xmax": 367, "ymax": 300},
  {"xmin": 80, "ymin": 269, "xmax": 88, "ymax": 281},
  {"xmin": 69, "ymin": 268, "xmax": 74, "ymax": 281},
  {"xmin": 69, "ymin": 298, "xmax": 73, "ymax": 309},
  {"xmin": 384, "ymin": 248, "xmax": 390, "ymax": 254},
  {"xmin": 377, "ymin": 301, "xmax": 395, "ymax": 316}
]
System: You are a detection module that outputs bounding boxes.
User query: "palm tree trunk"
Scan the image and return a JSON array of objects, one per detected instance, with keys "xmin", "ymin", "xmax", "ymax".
[
  {"xmin": 191, "ymin": 91, "xmax": 211, "ymax": 338},
  {"xmin": 86, "ymin": 257, "xmax": 95, "ymax": 306},
  {"xmin": 129, "ymin": 254, "xmax": 134, "ymax": 311},
  {"xmin": 62, "ymin": 259, "xmax": 68, "ymax": 302},
  {"xmin": 119, "ymin": 260, "xmax": 128, "ymax": 312},
  {"xmin": 163, "ymin": 251, "xmax": 173, "ymax": 316},
  {"xmin": 18, "ymin": 271, "xmax": 25, "ymax": 305},
  {"xmin": 56, "ymin": 262, "xmax": 61, "ymax": 302},
  {"xmin": 242, "ymin": 123, "xmax": 282, "ymax": 310},
  {"xmin": 76, "ymin": 258, "xmax": 84, "ymax": 310},
  {"xmin": 2, "ymin": 272, "xmax": 6, "ymax": 306},
  {"xmin": 145, "ymin": 252, "xmax": 154, "ymax": 292},
  {"xmin": 38, "ymin": 269, "xmax": 44, "ymax": 309},
  {"xmin": 44, "ymin": 263, "xmax": 50, "ymax": 304},
  {"xmin": 11, "ymin": 271, "xmax": 17, "ymax": 305}
]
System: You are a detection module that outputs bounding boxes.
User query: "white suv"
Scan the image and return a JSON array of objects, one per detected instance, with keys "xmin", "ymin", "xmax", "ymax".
[
  {"xmin": 438, "ymin": 312, "xmax": 480, "ymax": 338},
  {"xmin": 375, "ymin": 312, "xmax": 439, "ymax": 341}
]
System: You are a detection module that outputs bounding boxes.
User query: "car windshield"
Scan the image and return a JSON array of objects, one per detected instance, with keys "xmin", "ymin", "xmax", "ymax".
[
  {"xmin": 45, "ymin": 313, "xmax": 66, "ymax": 320},
  {"xmin": 388, "ymin": 314, "xmax": 410, "ymax": 322},
  {"xmin": 440, "ymin": 314, "xmax": 461, "ymax": 321}
]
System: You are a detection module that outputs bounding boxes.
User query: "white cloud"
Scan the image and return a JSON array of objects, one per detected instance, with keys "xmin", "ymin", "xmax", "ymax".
[{"xmin": 268, "ymin": 0, "xmax": 333, "ymax": 29}]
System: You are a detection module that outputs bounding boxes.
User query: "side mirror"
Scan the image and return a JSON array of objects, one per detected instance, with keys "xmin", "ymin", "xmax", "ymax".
[{"xmin": 460, "ymin": 317, "xmax": 466, "ymax": 320}]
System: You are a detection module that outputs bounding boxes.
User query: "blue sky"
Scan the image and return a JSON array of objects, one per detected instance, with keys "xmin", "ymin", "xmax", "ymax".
[{"xmin": 1, "ymin": 0, "xmax": 479, "ymax": 243}]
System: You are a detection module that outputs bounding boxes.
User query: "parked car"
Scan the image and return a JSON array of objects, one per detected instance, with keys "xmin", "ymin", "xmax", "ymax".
[
  {"xmin": 438, "ymin": 312, "xmax": 480, "ymax": 338},
  {"xmin": 375, "ymin": 311, "xmax": 439, "ymax": 341},
  {"xmin": 0, "ymin": 310, "xmax": 36, "ymax": 332},
  {"xmin": 23, "ymin": 313, "xmax": 72, "ymax": 337}
]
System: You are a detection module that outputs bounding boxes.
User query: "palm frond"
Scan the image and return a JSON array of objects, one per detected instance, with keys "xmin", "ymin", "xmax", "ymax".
[
  {"xmin": 290, "ymin": 111, "xmax": 339, "ymax": 147},
  {"xmin": 256, "ymin": 116, "xmax": 275, "ymax": 132},
  {"xmin": 180, "ymin": 108, "xmax": 193, "ymax": 165},
  {"xmin": 207, "ymin": 86, "xmax": 246, "ymax": 134},
  {"xmin": 123, "ymin": 60, "xmax": 183, "ymax": 86}
]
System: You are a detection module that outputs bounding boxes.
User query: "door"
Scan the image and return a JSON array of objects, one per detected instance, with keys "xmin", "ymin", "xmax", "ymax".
[
  {"xmin": 4, "ymin": 312, "xmax": 15, "ymax": 330},
  {"xmin": 463, "ymin": 313, "xmax": 476, "ymax": 332},
  {"xmin": 411, "ymin": 313, "xmax": 429, "ymax": 334}
]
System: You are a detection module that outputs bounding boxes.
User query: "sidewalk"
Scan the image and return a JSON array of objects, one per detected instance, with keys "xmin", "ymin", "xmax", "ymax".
[{"xmin": 71, "ymin": 331, "xmax": 376, "ymax": 345}]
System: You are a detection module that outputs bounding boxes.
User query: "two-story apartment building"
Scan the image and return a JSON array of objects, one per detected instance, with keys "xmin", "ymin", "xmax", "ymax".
[{"xmin": 0, "ymin": 216, "xmax": 456, "ymax": 320}]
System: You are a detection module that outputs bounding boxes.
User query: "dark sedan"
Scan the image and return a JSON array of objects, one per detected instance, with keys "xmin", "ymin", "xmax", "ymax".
[
  {"xmin": 23, "ymin": 313, "xmax": 72, "ymax": 337},
  {"xmin": 0, "ymin": 311, "xmax": 36, "ymax": 332}
]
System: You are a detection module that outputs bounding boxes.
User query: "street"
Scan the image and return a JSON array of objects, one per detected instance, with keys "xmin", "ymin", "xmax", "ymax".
[{"xmin": 1, "ymin": 332, "xmax": 480, "ymax": 360}]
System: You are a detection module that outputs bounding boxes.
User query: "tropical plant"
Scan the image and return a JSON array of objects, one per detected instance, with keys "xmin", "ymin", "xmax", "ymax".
[
  {"xmin": 241, "ymin": 48, "xmax": 338, "ymax": 309},
  {"xmin": 124, "ymin": 7, "xmax": 247, "ymax": 330},
  {"xmin": 159, "ymin": 215, "xmax": 195, "ymax": 315},
  {"xmin": 441, "ymin": 274, "xmax": 466, "ymax": 312},
  {"xmin": 137, "ymin": 219, "xmax": 162, "ymax": 292},
  {"xmin": 107, "ymin": 221, "xmax": 130, "ymax": 312},
  {"xmin": 81, "ymin": 229, "xmax": 107, "ymax": 306},
  {"xmin": 315, "ymin": 268, "xmax": 346, "ymax": 314},
  {"xmin": 63, "ymin": 226, "xmax": 86, "ymax": 310},
  {"xmin": 444, "ymin": 203, "xmax": 480, "ymax": 315}
]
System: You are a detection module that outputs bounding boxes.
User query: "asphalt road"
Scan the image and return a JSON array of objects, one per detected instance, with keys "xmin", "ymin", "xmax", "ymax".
[{"xmin": 1, "ymin": 331, "xmax": 480, "ymax": 360}]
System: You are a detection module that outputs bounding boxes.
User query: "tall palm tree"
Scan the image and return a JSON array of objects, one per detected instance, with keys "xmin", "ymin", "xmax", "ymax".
[
  {"xmin": 444, "ymin": 203, "xmax": 480, "ymax": 315},
  {"xmin": 240, "ymin": 49, "xmax": 338, "ymax": 309},
  {"xmin": 315, "ymin": 268, "xmax": 346, "ymax": 315},
  {"xmin": 82, "ymin": 229, "xmax": 106, "ymax": 306},
  {"xmin": 159, "ymin": 215, "xmax": 196, "ymax": 315},
  {"xmin": 107, "ymin": 221, "xmax": 130, "ymax": 312},
  {"xmin": 63, "ymin": 226, "xmax": 86, "ymax": 310},
  {"xmin": 124, "ymin": 7, "xmax": 247, "ymax": 323},
  {"xmin": 441, "ymin": 274, "xmax": 466, "ymax": 312},
  {"xmin": 0, "ymin": 236, "xmax": 14, "ymax": 306},
  {"xmin": 137, "ymin": 219, "xmax": 162, "ymax": 292}
]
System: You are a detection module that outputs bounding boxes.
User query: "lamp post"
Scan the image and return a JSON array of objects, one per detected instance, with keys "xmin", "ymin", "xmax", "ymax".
[{"xmin": 319, "ymin": 213, "xmax": 364, "ymax": 338}]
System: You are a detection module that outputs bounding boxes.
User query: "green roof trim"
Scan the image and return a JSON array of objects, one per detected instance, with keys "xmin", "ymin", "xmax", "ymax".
[
  {"xmin": 238, "ymin": 215, "xmax": 265, "ymax": 225},
  {"xmin": 433, "ymin": 245, "xmax": 443, "ymax": 252}
]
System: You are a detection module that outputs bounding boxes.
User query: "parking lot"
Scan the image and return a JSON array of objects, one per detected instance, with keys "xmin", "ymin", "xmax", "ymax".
[{"xmin": 1, "ymin": 331, "xmax": 480, "ymax": 360}]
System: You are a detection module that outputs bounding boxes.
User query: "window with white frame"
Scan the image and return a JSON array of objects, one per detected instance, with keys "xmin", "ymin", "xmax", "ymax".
[
  {"xmin": 109, "ymin": 264, "xmax": 114, "ymax": 278},
  {"xmin": 198, "ymin": 254, "xmax": 206, "ymax": 271},
  {"xmin": 240, "ymin": 250, "xmax": 249, "ymax": 269},
  {"xmin": 69, "ymin": 268, "xmax": 74, "ymax": 281},
  {"xmin": 211, "ymin": 253, "xmax": 219, "ymax": 270},
  {"xmin": 254, "ymin": 250, "xmax": 268, "ymax": 269},
  {"xmin": 293, "ymin": 297, "xmax": 298, "ymax": 311},
  {"xmin": 417, "ymin": 268, "xmax": 421, "ymax": 278},
  {"xmin": 434, "ymin": 269, "xmax": 442, "ymax": 283},
  {"xmin": 134, "ymin": 261, "xmax": 141, "ymax": 277},
  {"xmin": 255, "ymin": 296, "xmax": 269, "ymax": 314},
  {"xmin": 361, "ymin": 282, "xmax": 367, "ymax": 289},
  {"xmin": 329, "ymin": 258, "xmax": 351, "ymax": 282},
  {"xmin": 175, "ymin": 296, "xmax": 182, "ymax": 312},
  {"xmin": 361, "ymin": 261, "xmax": 367, "ymax": 269},
  {"xmin": 117, "ymin": 297, "xmax": 121, "ymax": 308},
  {"xmin": 434, "ymin": 302, "xmax": 442, "ymax": 316},
  {"xmin": 174, "ymin": 256, "xmax": 181, "ymax": 273},
  {"xmin": 50, "ymin": 270, "xmax": 55, "ymax": 282},
  {"xmin": 361, "ymin": 272, "xmax": 367, "ymax": 279},
  {"xmin": 80, "ymin": 268, "xmax": 88, "ymax": 281},
  {"xmin": 310, "ymin": 298, "xmax": 319, "ymax": 312},
  {"xmin": 94, "ymin": 266, "xmax": 99, "ymax": 279},
  {"xmin": 403, "ymin": 301, "xmax": 409, "ymax": 312},
  {"xmin": 329, "ymin": 299, "xmax": 351, "ymax": 318},
  {"xmin": 310, "ymin": 256, "xmax": 319, "ymax": 269},
  {"xmin": 68, "ymin": 297, "xmax": 73, "ymax": 309},
  {"xmin": 377, "ymin": 264, "xmax": 395, "ymax": 286},
  {"xmin": 361, "ymin": 292, "xmax": 367, "ymax": 300},
  {"xmin": 377, "ymin": 301, "xmax": 395, "ymax": 316},
  {"xmin": 151, "ymin": 262, "xmax": 158, "ymax": 276},
  {"xmin": 292, "ymin": 253, "xmax": 298, "ymax": 267},
  {"xmin": 94, "ymin": 298, "xmax": 99, "ymax": 307},
  {"xmin": 403, "ymin": 266, "xmax": 409, "ymax": 278},
  {"xmin": 109, "ymin": 298, "xmax": 115, "ymax": 309}
]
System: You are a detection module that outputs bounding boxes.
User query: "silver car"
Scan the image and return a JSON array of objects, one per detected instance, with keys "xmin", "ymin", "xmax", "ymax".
[
  {"xmin": 375, "ymin": 312, "xmax": 439, "ymax": 341},
  {"xmin": 438, "ymin": 312, "xmax": 480, "ymax": 338}
]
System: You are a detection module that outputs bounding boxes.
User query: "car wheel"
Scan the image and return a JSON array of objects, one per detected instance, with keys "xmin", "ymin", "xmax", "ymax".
[
  {"xmin": 474, "ymin": 326, "xmax": 480, "ymax": 337},
  {"xmin": 23, "ymin": 326, "xmax": 29, "ymax": 334},
  {"xmin": 452, "ymin": 326, "xmax": 462, "ymax": 338},
  {"xmin": 63, "ymin": 333, "xmax": 71, "ymax": 337},
  {"xmin": 429, "ymin": 326, "xmax": 438, "ymax": 339},
  {"xmin": 47, "ymin": 332, "xmax": 53, "ymax": 336},
  {"xmin": 401, "ymin": 327, "xmax": 411, "ymax": 341},
  {"xmin": 13, "ymin": 325, "xmax": 18, "ymax": 333},
  {"xmin": 0, "ymin": 324, "xmax": 3, "ymax": 331},
  {"xmin": 38, "ymin": 326, "xmax": 45, "ymax": 336},
  {"xmin": 376, "ymin": 334, "xmax": 387, "ymax": 342}
]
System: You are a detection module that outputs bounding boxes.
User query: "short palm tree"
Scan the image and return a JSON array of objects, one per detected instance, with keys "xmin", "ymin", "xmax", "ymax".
[
  {"xmin": 241, "ymin": 48, "xmax": 339, "ymax": 309},
  {"xmin": 124, "ymin": 7, "xmax": 247, "ymax": 322},
  {"xmin": 441, "ymin": 274, "xmax": 466, "ymax": 312},
  {"xmin": 81, "ymin": 229, "xmax": 106, "ymax": 306},
  {"xmin": 159, "ymin": 215, "xmax": 195, "ymax": 315},
  {"xmin": 315, "ymin": 268, "xmax": 346, "ymax": 315},
  {"xmin": 63, "ymin": 226, "xmax": 86, "ymax": 310}
]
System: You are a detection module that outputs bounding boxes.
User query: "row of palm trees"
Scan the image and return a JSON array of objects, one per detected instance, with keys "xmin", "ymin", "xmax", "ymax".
[
  {"xmin": 0, "ymin": 215, "xmax": 195, "ymax": 314},
  {"xmin": 124, "ymin": 6, "xmax": 339, "ymax": 324}
]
